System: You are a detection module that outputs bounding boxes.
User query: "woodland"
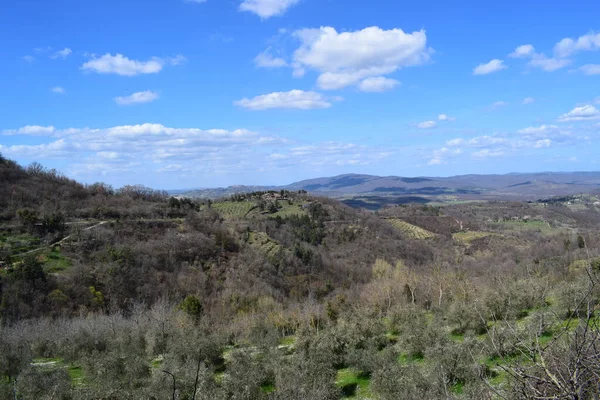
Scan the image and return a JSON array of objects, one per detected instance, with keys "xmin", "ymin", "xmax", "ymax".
[{"xmin": 1, "ymin": 153, "xmax": 599, "ymax": 399}]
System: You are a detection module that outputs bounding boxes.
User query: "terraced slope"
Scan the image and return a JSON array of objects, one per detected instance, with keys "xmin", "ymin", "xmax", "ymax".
[{"xmin": 385, "ymin": 218, "xmax": 435, "ymax": 239}]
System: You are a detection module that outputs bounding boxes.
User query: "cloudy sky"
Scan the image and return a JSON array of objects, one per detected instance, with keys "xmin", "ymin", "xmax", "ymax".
[{"xmin": 1, "ymin": 0, "xmax": 600, "ymax": 189}]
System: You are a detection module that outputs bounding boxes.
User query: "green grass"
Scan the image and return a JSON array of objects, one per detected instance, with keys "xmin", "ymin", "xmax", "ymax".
[
  {"xmin": 269, "ymin": 201, "xmax": 307, "ymax": 217},
  {"xmin": 453, "ymin": 231, "xmax": 495, "ymax": 244},
  {"xmin": 398, "ymin": 353, "xmax": 425, "ymax": 365},
  {"xmin": 386, "ymin": 218, "xmax": 435, "ymax": 240},
  {"xmin": 0, "ymin": 233, "xmax": 41, "ymax": 256},
  {"xmin": 212, "ymin": 201, "xmax": 257, "ymax": 218},
  {"xmin": 261, "ymin": 384, "xmax": 276, "ymax": 394},
  {"xmin": 41, "ymin": 248, "xmax": 72, "ymax": 273},
  {"xmin": 68, "ymin": 366, "xmax": 84, "ymax": 385},
  {"xmin": 279, "ymin": 336, "xmax": 296, "ymax": 346},
  {"xmin": 450, "ymin": 382, "xmax": 464, "ymax": 394},
  {"xmin": 336, "ymin": 368, "xmax": 372, "ymax": 399},
  {"xmin": 31, "ymin": 357, "xmax": 84, "ymax": 385}
]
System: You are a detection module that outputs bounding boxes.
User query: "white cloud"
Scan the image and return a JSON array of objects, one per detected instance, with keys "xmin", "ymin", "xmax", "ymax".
[
  {"xmin": 417, "ymin": 121, "xmax": 437, "ymax": 129},
  {"xmin": 438, "ymin": 114, "xmax": 455, "ymax": 121},
  {"xmin": 185, "ymin": 0, "xmax": 206, "ymax": 3},
  {"xmin": 554, "ymin": 32, "xmax": 600, "ymax": 58},
  {"xmin": 428, "ymin": 147, "xmax": 462, "ymax": 165},
  {"xmin": 96, "ymin": 151, "xmax": 120, "ymax": 159},
  {"xmin": 509, "ymin": 44, "xmax": 535, "ymax": 58},
  {"xmin": 518, "ymin": 125, "xmax": 558, "ymax": 135},
  {"xmin": 50, "ymin": 48, "xmax": 72, "ymax": 59},
  {"xmin": 239, "ymin": 0, "xmax": 300, "ymax": 18},
  {"xmin": 235, "ymin": 90, "xmax": 332, "ymax": 110},
  {"xmin": 473, "ymin": 59, "xmax": 506, "ymax": 75},
  {"xmin": 81, "ymin": 53, "xmax": 164, "ymax": 76},
  {"xmin": 527, "ymin": 54, "xmax": 571, "ymax": 71},
  {"xmin": 114, "ymin": 90, "xmax": 160, "ymax": 106},
  {"xmin": 472, "ymin": 149, "xmax": 504, "ymax": 158},
  {"xmin": 522, "ymin": 97, "xmax": 534, "ymax": 104},
  {"xmin": 23, "ymin": 55, "xmax": 35, "ymax": 63},
  {"xmin": 491, "ymin": 101, "xmax": 508, "ymax": 108},
  {"xmin": 558, "ymin": 105, "xmax": 600, "ymax": 122},
  {"xmin": 51, "ymin": 86, "xmax": 66, "ymax": 94},
  {"xmin": 158, "ymin": 164, "xmax": 187, "ymax": 172},
  {"xmin": 357, "ymin": 77, "xmax": 400, "ymax": 92},
  {"xmin": 2, "ymin": 125, "xmax": 56, "ymax": 136},
  {"xmin": 254, "ymin": 50, "xmax": 288, "ymax": 68},
  {"xmin": 292, "ymin": 26, "xmax": 430, "ymax": 90},
  {"xmin": 0, "ymin": 123, "xmax": 395, "ymax": 180},
  {"xmin": 580, "ymin": 64, "xmax": 600, "ymax": 76}
]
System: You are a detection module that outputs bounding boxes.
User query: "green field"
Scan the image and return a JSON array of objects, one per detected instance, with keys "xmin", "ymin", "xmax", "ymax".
[
  {"xmin": 453, "ymin": 231, "xmax": 496, "ymax": 244},
  {"xmin": 386, "ymin": 218, "xmax": 435, "ymax": 239},
  {"xmin": 212, "ymin": 201, "xmax": 257, "ymax": 217},
  {"xmin": 0, "ymin": 233, "xmax": 41, "ymax": 256}
]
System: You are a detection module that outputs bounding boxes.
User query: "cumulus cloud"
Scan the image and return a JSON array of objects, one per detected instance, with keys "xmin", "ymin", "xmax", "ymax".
[
  {"xmin": 558, "ymin": 105, "xmax": 600, "ymax": 122},
  {"xmin": 50, "ymin": 48, "xmax": 72, "ymax": 59},
  {"xmin": 357, "ymin": 77, "xmax": 400, "ymax": 92},
  {"xmin": 0, "ymin": 123, "xmax": 394, "ymax": 181},
  {"xmin": 292, "ymin": 26, "xmax": 431, "ymax": 90},
  {"xmin": 417, "ymin": 121, "xmax": 437, "ymax": 129},
  {"xmin": 82, "ymin": 54, "xmax": 167, "ymax": 76},
  {"xmin": 240, "ymin": 0, "xmax": 300, "ymax": 18},
  {"xmin": 509, "ymin": 44, "xmax": 535, "ymax": 58},
  {"xmin": 51, "ymin": 86, "xmax": 66, "ymax": 94},
  {"xmin": 235, "ymin": 90, "xmax": 332, "ymax": 110},
  {"xmin": 473, "ymin": 59, "xmax": 507, "ymax": 75},
  {"xmin": 114, "ymin": 91, "xmax": 159, "ymax": 106},
  {"xmin": 580, "ymin": 64, "xmax": 600, "ymax": 75},
  {"xmin": 23, "ymin": 55, "xmax": 35, "ymax": 63},
  {"xmin": 554, "ymin": 32, "xmax": 600, "ymax": 58}
]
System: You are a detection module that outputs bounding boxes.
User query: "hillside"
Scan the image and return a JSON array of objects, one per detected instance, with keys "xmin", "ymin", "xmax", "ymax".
[
  {"xmin": 1, "ymin": 156, "xmax": 599, "ymax": 399},
  {"xmin": 181, "ymin": 171, "xmax": 600, "ymax": 209}
]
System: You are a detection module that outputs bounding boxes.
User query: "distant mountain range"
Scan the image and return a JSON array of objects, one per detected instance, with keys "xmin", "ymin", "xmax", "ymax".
[{"xmin": 178, "ymin": 171, "xmax": 600, "ymax": 207}]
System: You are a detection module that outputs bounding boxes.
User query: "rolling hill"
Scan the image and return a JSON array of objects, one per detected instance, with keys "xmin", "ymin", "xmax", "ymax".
[{"xmin": 180, "ymin": 171, "xmax": 600, "ymax": 208}]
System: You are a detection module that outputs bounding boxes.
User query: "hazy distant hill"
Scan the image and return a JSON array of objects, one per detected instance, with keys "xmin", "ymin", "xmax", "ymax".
[{"xmin": 181, "ymin": 171, "xmax": 600, "ymax": 206}]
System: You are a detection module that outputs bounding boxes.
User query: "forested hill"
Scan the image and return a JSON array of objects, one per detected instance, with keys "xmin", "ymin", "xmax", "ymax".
[
  {"xmin": 182, "ymin": 171, "xmax": 600, "ymax": 203},
  {"xmin": 1, "ymin": 155, "xmax": 600, "ymax": 399}
]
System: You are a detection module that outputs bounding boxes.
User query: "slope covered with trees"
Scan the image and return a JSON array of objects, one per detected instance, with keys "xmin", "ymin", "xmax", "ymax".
[{"xmin": 1, "ymin": 155, "xmax": 599, "ymax": 399}]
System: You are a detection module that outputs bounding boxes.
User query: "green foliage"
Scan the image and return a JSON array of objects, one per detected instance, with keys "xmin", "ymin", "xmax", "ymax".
[{"xmin": 178, "ymin": 295, "xmax": 203, "ymax": 319}]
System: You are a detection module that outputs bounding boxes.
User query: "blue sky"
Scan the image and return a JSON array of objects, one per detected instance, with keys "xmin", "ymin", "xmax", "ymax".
[{"xmin": 1, "ymin": 0, "xmax": 600, "ymax": 189}]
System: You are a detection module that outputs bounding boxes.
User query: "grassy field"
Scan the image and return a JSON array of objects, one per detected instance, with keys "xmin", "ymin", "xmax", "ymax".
[
  {"xmin": 212, "ymin": 201, "xmax": 257, "ymax": 217},
  {"xmin": 0, "ymin": 232, "xmax": 41, "ymax": 256},
  {"xmin": 385, "ymin": 218, "xmax": 435, "ymax": 240},
  {"xmin": 40, "ymin": 247, "xmax": 72, "ymax": 273},
  {"xmin": 453, "ymin": 231, "xmax": 496, "ymax": 244}
]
